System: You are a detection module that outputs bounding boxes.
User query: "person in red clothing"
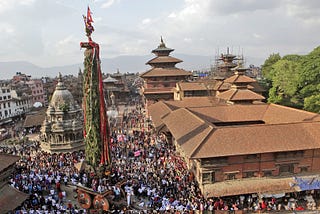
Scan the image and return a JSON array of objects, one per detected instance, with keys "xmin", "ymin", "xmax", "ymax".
[
  {"xmin": 260, "ymin": 200, "xmax": 267, "ymax": 211},
  {"xmin": 56, "ymin": 181, "xmax": 61, "ymax": 192},
  {"xmin": 67, "ymin": 200, "xmax": 73, "ymax": 210},
  {"xmin": 213, "ymin": 198, "xmax": 225, "ymax": 210},
  {"xmin": 58, "ymin": 191, "xmax": 63, "ymax": 203}
]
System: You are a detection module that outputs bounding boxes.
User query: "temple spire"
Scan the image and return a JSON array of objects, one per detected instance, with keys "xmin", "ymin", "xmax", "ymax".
[
  {"xmin": 159, "ymin": 36, "xmax": 166, "ymax": 48},
  {"xmin": 56, "ymin": 72, "xmax": 66, "ymax": 90}
]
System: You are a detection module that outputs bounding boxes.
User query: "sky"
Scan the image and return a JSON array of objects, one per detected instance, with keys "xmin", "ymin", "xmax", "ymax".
[{"xmin": 1, "ymin": 0, "xmax": 320, "ymax": 68}]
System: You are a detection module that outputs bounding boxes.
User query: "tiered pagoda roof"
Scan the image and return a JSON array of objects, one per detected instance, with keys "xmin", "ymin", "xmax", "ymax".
[
  {"xmin": 217, "ymin": 66, "xmax": 265, "ymax": 104},
  {"xmin": 212, "ymin": 47, "xmax": 241, "ymax": 80},
  {"xmin": 141, "ymin": 37, "xmax": 191, "ymax": 78},
  {"xmin": 142, "ymin": 67, "xmax": 191, "ymax": 77},
  {"xmin": 151, "ymin": 36, "xmax": 174, "ymax": 56}
]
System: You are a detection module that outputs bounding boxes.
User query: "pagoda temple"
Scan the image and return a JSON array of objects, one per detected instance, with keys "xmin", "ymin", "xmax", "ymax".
[
  {"xmin": 140, "ymin": 37, "xmax": 192, "ymax": 107},
  {"xmin": 40, "ymin": 73, "xmax": 84, "ymax": 153},
  {"xmin": 217, "ymin": 66, "xmax": 265, "ymax": 104},
  {"xmin": 212, "ymin": 47, "xmax": 240, "ymax": 80}
]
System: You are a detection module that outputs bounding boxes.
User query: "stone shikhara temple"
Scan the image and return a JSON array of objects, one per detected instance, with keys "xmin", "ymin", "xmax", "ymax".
[{"xmin": 40, "ymin": 73, "xmax": 84, "ymax": 153}]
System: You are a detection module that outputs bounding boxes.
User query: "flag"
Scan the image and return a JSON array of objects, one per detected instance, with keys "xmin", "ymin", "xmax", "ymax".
[
  {"xmin": 87, "ymin": 6, "xmax": 94, "ymax": 24},
  {"xmin": 83, "ymin": 6, "xmax": 94, "ymax": 38}
]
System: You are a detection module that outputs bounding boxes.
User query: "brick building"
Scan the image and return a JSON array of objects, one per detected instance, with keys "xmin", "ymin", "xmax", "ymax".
[{"xmin": 148, "ymin": 69, "xmax": 320, "ymax": 198}]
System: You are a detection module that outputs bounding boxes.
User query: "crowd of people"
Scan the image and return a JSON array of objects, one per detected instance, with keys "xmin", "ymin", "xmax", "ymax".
[{"xmin": 1, "ymin": 102, "xmax": 319, "ymax": 213}]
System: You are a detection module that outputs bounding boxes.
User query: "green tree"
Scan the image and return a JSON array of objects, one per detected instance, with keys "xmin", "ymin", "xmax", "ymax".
[
  {"xmin": 268, "ymin": 60, "xmax": 301, "ymax": 107},
  {"xmin": 261, "ymin": 53, "xmax": 281, "ymax": 80},
  {"xmin": 304, "ymin": 94, "xmax": 320, "ymax": 113},
  {"xmin": 298, "ymin": 47, "xmax": 320, "ymax": 112},
  {"xmin": 282, "ymin": 54, "xmax": 303, "ymax": 62},
  {"xmin": 263, "ymin": 47, "xmax": 320, "ymax": 113}
]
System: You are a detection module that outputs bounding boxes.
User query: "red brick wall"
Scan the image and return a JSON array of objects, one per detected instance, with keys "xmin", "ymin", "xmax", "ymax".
[{"xmin": 206, "ymin": 149, "xmax": 320, "ymax": 183}]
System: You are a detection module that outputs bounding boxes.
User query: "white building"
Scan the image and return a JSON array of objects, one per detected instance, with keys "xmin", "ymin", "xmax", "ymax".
[{"xmin": 0, "ymin": 84, "xmax": 32, "ymax": 125}]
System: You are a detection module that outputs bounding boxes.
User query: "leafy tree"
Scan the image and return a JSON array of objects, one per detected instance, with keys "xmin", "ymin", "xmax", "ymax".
[
  {"xmin": 261, "ymin": 53, "xmax": 281, "ymax": 80},
  {"xmin": 262, "ymin": 47, "xmax": 320, "ymax": 113},
  {"xmin": 304, "ymin": 94, "xmax": 320, "ymax": 113},
  {"xmin": 282, "ymin": 54, "xmax": 303, "ymax": 62},
  {"xmin": 298, "ymin": 47, "xmax": 320, "ymax": 112},
  {"xmin": 267, "ymin": 60, "xmax": 301, "ymax": 107}
]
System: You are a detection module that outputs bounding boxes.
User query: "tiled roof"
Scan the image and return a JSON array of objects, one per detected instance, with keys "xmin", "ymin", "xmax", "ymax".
[
  {"xmin": 103, "ymin": 76, "xmax": 117, "ymax": 83},
  {"xmin": 192, "ymin": 121, "xmax": 320, "ymax": 158},
  {"xmin": 162, "ymin": 108, "xmax": 212, "ymax": 151},
  {"xmin": 188, "ymin": 104, "xmax": 268, "ymax": 123},
  {"xmin": 0, "ymin": 154, "xmax": 20, "ymax": 172},
  {"xmin": 213, "ymin": 81, "xmax": 232, "ymax": 91},
  {"xmin": 154, "ymin": 102, "xmax": 320, "ymax": 159},
  {"xmin": 217, "ymin": 88, "xmax": 265, "ymax": 101},
  {"xmin": 213, "ymin": 79, "xmax": 265, "ymax": 93},
  {"xmin": 152, "ymin": 46, "xmax": 174, "ymax": 52},
  {"xmin": 140, "ymin": 68, "xmax": 192, "ymax": 77},
  {"xmin": 249, "ymin": 81, "xmax": 266, "ymax": 92},
  {"xmin": 0, "ymin": 185, "xmax": 29, "ymax": 213},
  {"xmin": 188, "ymin": 103, "xmax": 320, "ymax": 124},
  {"xmin": 263, "ymin": 104, "xmax": 320, "ymax": 124},
  {"xmin": 178, "ymin": 82, "xmax": 207, "ymax": 91},
  {"xmin": 147, "ymin": 56, "xmax": 182, "ymax": 64},
  {"xmin": 224, "ymin": 74, "xmax": 256, "ymax": 84},
  {"xmin": 164, "ymin": 97, "xmax": 225, "ymax": 109},
  {"xmin": 148, "ymin": 101, "xmax": 173, "ymax": 129},
  {"xmin": 23, "ymin": 113, "xmax": 46, "ymax": 128}
]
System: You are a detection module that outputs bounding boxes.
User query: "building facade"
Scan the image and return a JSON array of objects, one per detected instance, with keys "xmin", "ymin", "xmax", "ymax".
[
  {"xmin": 26, "ymin": 79, "xmax": 46, "ymax": 106},
  {"xmin": 0, "ymin": 81, "xmax": 32, "ymax": 125}
]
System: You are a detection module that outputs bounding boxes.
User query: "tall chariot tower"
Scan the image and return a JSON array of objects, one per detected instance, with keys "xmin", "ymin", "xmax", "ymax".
[{"xmin": 76, "ymin": 7, "xmax": 112, "ymax": 211}]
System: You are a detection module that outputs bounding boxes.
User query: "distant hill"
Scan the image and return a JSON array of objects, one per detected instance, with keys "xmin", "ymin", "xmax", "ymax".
[{"xmin": 0, "ymin": 54, "xmax": 264, "ymax": 80}]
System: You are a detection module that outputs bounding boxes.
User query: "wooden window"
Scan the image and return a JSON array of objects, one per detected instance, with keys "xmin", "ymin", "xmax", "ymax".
[
  {"xmin": 227, "ymin": 173, "xmax": 236, "ymax": 180},
  {"xmin": 300, "ymin": 167, "xmax": 308, "ymax": 173},
  {"xmin": 202, "ymin": 157, "xmax": 228, "ymax": 166},
  {"xmin": 263, "ymin": 170, "xmax": 272, "ymax": 177},
  {"xmin": 279, "ymin": 164, "xmax": 294, "ymax": 175},
  {"xmin": 276, "ymin": 151, "xmax": 304, "ymax": 159},
  {"xmin": 244, "ymin": 171, "xmax": 255, "ymax": 178},
  {"xmin": 245, "ymin": 154, "xmax": 258, "ymax": 160},
  {"xmin": 202, "ymin": 172, "xmax": 215, "ymax": 183}
]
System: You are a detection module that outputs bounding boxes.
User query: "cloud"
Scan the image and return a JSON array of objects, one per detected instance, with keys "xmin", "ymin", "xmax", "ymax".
[
  {"xmin": 1, "ymin": 0, "xmax": 320, "ymax": 69},
  {"xmin": 0, "ymin": 0, "xmax": 35, "ymax": 13},
  {"xmin": 183, "ymin": 38, "xmax": 192, "ymax": 43},
  {"xmin": 168, "ymin": 12, "xmax": 177, "ymax": 18},
  {"xmin": 141, "ymin": 18, "xmax": 151, "ymax": 25},
  {"xmin": 101, "ymin": 0, "xmax": 119, "ymax": 9},
  {"xmin": 20, "ymin": 0, "xmax": 35, "ymax": 5},
  {"xmin": 253, "ymin": 33, "xmax": 262, "ymax": 39},
  {"xmin": 55, "ymin": 35, "xmax": 77, "ymax": 55},
  {"xmin": 0, "ymin": 23, "xmax": 15, "ymax": 34},
  {"xmin": 284, "ymin": 0, "xmax": 320, "ymax": 23}
]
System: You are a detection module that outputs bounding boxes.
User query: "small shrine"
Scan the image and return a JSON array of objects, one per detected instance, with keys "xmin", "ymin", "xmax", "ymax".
[{"xmin": 40, "ymin": 73, "xmax": 84, "ymax": 153}]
